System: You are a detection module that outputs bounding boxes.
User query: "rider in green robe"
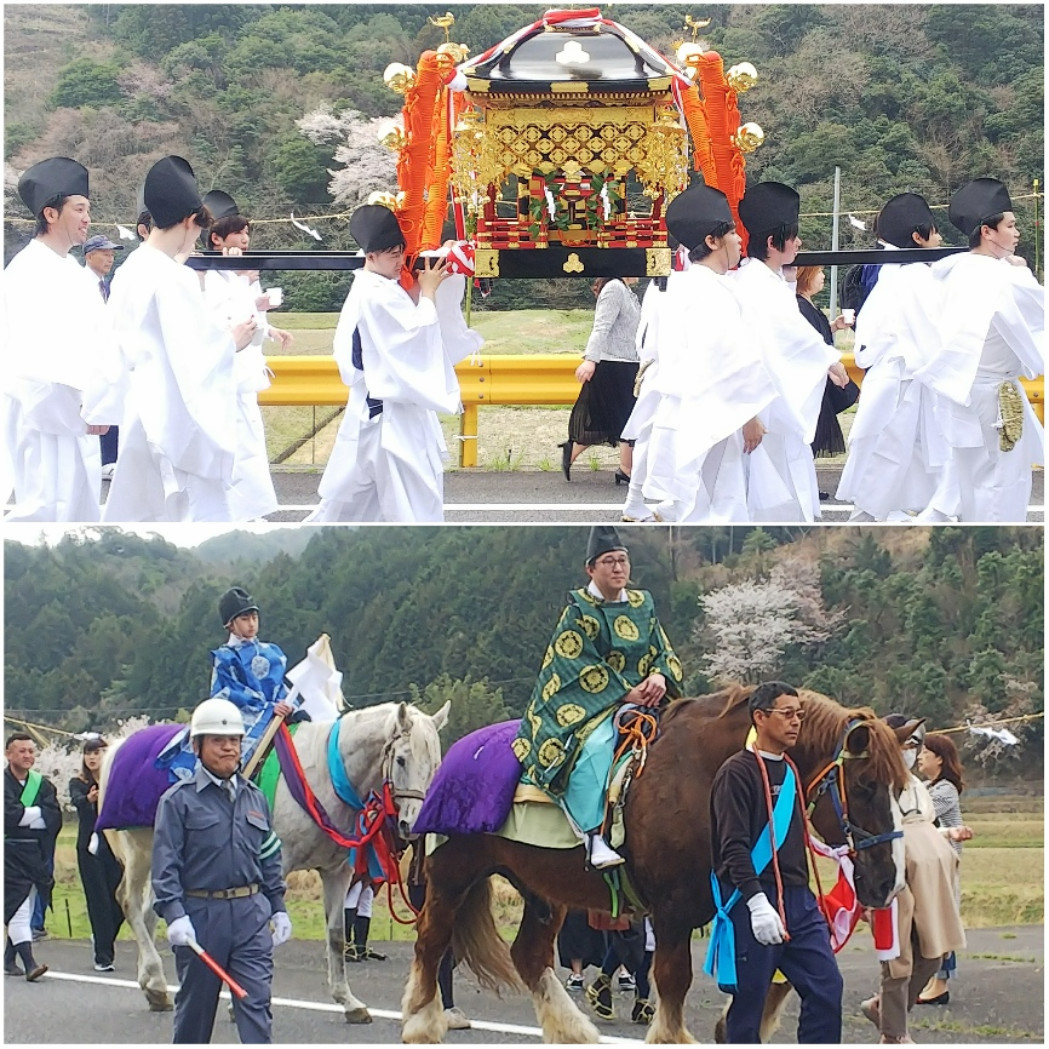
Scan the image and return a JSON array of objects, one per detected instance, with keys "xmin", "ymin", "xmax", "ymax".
[{"xmin": 512, "ymin": 526, "xmax": 683, "ymax": 868}]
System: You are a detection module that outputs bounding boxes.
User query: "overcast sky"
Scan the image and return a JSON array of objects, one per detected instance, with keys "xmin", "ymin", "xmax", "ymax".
[{"xmin": 3, "ymin": 523, "xmax": 283, "ymax": 549}]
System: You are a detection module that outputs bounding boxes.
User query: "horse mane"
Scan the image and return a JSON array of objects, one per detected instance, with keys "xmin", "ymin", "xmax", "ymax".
[
  {"xmin": 797, "ymin": 690, "xmax": 908, "ymax": 789},
  {"xmin": 704, "ymin": 683, "xmax": 907, "ymax": 788}
]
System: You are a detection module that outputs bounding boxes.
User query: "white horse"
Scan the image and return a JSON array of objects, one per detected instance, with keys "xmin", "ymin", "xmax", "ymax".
[{"xmin": 99, "ymin": 701, "xmax": 449, "ymax": 1021}]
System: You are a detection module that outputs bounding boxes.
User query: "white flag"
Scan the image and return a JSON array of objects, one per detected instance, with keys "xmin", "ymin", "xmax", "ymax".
[
  {"xmin": 285, "ymin": 633, "xmax": 344, "ymax": 722},
  {"xmin": 290, "ymin": 213, "xmax": 323, "ymax": 241}
]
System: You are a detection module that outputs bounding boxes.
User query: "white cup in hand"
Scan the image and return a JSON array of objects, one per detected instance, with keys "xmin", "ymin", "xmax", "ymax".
[
  {"xmin": 267, "ymin": 287, "xmax": 283, "ymax": 307},
  {"xmin": 841, "ymin": 308, "xmax": 856, "ymax": 327}
]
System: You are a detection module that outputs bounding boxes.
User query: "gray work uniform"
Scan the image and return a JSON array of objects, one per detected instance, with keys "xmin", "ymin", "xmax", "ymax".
[{"xmin": 152, "ymin": 765, "xmax": 285, "ymax": 1044}]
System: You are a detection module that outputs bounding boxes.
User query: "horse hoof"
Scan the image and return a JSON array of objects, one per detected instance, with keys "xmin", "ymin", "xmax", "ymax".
[
  {"xmin": 345, "ymin": 1007, "xmax": 373, "ymax": 1024},
  {"xmin": 147, "ymin": 996, "xmax": 173, "ymax": 1012}
]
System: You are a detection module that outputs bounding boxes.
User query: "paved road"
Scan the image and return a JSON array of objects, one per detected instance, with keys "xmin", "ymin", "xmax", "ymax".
[
  {"xmin": 5, "ymin": 926, "xmax": 1041, "ymax": 1043},
  {"xmin": 264, "ymin": 466, "xmax": 1045, "ymax": 523}
]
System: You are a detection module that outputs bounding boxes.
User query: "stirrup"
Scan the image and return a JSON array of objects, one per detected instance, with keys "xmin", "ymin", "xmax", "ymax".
[{"xmin": 586, "ymin": 833, "xmax": 625, "ymax": 870}]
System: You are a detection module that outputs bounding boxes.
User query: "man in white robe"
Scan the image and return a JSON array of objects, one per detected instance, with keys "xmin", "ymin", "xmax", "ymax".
[
  {"xmin": 3, "ymin": 157, "xmax": 116, "ymax": 521},
  {"xmin": 913, "ymin": 178, "xmax": 1044, "ymax": 523},
  {"xmin": 835, "ymin": 193, "xmax": 953, "ymax": 521},
  {"xmin": 102, "ymin": 156, "xmax": 242, "ymax": 523},
  {"xmin": 307, "ymin": 205, "xmax": 482, "ymax": 523},
  {"xmin": 200, "ymin": 192, "xmax": 293, "ymax": 521},
  {"xmin": 730, "ymin": 182, "xmax": 849, "ymax": 522},
  {"xmin": 640, "ymin": 184, "xmax": 778, "ymax": 522}
]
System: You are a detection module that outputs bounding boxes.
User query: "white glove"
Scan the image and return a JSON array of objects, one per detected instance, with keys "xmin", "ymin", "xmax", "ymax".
[
  {"xmin": 746, "ymin": 892, "xmax": 786, "ymax": 946},
  {"xmin": 271, "ymin": 911, "xmax": 292, "ymax": 948},
  {"xmin": 19, "ymin": 806, "xmax": 41, "ymax": 828},
  {"xmin": 166, "ymin": 915, "xmax": 197, "ymax": 948}
]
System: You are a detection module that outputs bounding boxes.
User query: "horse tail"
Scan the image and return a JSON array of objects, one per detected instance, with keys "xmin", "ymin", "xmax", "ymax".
[{"xmin": 451, "ymin": 878, "xmax": 525, "ymax": 994}]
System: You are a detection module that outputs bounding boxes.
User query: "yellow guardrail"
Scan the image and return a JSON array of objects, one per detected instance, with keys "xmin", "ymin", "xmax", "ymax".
[{"xmin": 260, "ymin": 355, "xmax": 1045, "ymax": 468}]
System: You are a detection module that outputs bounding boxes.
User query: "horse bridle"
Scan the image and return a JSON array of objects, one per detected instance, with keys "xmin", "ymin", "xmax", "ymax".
[
  {"xmin": 380, "ymin": 733, "xmax": 427, "ymax": 809},
  {"xmin": 805, "ymin": 717, "xmax": 903, "ymax": 855}
]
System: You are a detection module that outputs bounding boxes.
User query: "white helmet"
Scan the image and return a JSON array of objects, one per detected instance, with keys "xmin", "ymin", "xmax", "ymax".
[{"xmin": 190, "ymin": 698, "xmax": 245, "ymax": 738}]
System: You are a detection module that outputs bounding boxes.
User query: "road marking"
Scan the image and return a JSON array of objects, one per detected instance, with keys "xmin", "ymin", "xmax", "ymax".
[
  {"xmin": 41, "ymin": 970, "xmax": 642, "ymax": 1044},
  {"xmin": 279, "ymin": 502, "xmax": 1044, "ymax": 515}
]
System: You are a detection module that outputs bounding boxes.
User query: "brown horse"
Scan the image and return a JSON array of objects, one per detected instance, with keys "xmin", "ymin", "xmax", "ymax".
[{"xmin": 401, "ymin": 686, "xmax": 910, "ymax": 1044}]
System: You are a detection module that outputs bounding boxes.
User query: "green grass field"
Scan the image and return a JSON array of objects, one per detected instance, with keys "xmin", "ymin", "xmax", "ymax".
[{"xmin": 44, "ymin": 795, "xmax": 1042, "ymax": 943}]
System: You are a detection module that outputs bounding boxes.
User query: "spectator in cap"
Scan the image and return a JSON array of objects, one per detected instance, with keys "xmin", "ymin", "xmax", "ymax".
[
  {"xmin": 306, "ymin": 202, "xmax": 483, "ymax": 522},
  {"xmin": 637, "ymin": 181, "xmax": 777, "ymax": 522},
  {"xmin": 68, "ymin": 737, "xmax": 124, "ymax": 971},
  {"xmin": 199, "ymin": 192, "xmax": 294, "ymax": 520},
  {"xmin": 3, "ymin": 157, "xmax": 117, "ymax": 521},
  {"xmin": 82, "ymin": 234, "xmax": 126, "ymax": 480},
  {"xmin": 729, "ymin": 181, "xmax": 850, "ymax": 522},
  {"xmin": 102, "ymin": 156, "xmax": 247, "ymax": 523},
  {"xmin": 835, "ymin": 192, "xmax": 952, "ymax": 521},
  {"xmin": 910, "ymin": 178, "xmax": 1044, "ymax": 522}
]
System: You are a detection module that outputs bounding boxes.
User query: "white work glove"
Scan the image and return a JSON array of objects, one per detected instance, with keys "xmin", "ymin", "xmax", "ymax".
[
  {"xmin": 271, "ymin": 911, "xmax": 292, "ymax": 948},
  {"xmin": 166, "ymin": 915, "xmax": 197, "ymax": 948},
  {"xmin": 746, "ymin": 892, "xmax": 786, "ymax": 946}
]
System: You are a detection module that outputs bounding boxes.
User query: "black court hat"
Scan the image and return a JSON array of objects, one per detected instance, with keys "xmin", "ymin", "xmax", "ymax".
[
  {"xmin": 219, "ymin": 586, "xmax": 259, "ymax": 627},
  {"xmin": 665, "ymin": 183, "xmax": 734, "ymax": 252},
  {"xmin": 877, "ymin": 193, "xmax": 936, "ymax": 248},
  {"xmin": 144, "ymin": 156, "xmax": 202, "ymax": 229},
  {"xmin": 586, "ymin": 525, "xmax": 628, "ymax": 565},
  {"xmin": 350, "ymin": 204, "xmax": 406, "ymax": 254},
  {"xmin": 18, "ymin": 157, "xmax": 89, "ymax": 216},
  {"xmin": 202, "ymin": 190, "xmax": 239, "ymax": 221},
  {"xmin": 738, "ymin": 181, "xmax": 800, "ymax": 239},
  {"xmin": 948, "ymin": 178, "xmax": 1013, "ymax": 238}
]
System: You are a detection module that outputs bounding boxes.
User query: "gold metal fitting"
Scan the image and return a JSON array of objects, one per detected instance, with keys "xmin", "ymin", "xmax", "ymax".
[
  {"xmin": 383, "ymin": 63, "xmax": 416, "ymax": 94},
  {"xmin": 726, "ymin": 62, "xmax": 759, "ymax": 92},
  {"xmin": 732, "ymin": 122, "xmax": 765, "ymax": 153}
]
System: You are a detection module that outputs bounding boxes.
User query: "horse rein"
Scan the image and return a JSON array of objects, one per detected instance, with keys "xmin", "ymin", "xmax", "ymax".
[
  {"xmin": 379, "ymin": 734, "xmax": 428, "ymax": 807},
  {"xmin": 805, "ymin": 718, "xmax": 903, "ymax": 856}
]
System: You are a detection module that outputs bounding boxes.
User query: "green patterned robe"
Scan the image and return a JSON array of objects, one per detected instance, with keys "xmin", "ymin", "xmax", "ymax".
[{"xmin": 512, "ymin": 587, "xmax": 683, "ymax": 796}]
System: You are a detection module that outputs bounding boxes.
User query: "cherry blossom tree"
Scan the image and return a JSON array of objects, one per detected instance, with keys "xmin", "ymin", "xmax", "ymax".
[{"xmin": 296, "ymin": 105, "xmax": 398, "ymax": 206}]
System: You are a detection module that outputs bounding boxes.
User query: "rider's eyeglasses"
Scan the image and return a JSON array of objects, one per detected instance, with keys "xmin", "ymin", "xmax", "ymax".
[
  {"xmin": 595, "ymin": 556, "xmax": 630, "ymax": 568},
  {"xmin": 762, "ymin": 707, "xmax": 805, "ymax": 722}
]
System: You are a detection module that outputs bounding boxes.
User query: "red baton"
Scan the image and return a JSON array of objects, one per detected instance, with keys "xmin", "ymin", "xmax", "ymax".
[{"xmin": 187, "ymin": 940, "xmax": 248, "ymax": 999}]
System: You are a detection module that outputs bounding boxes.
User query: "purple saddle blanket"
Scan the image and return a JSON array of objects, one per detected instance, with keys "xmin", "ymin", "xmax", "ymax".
[
  {"xmin": 96, "ymin": 723, "xmax": 183, "ymax": 831},
  {"xmin": 413, "ymin": 719, "xmax": 524, "ymax": 836}
]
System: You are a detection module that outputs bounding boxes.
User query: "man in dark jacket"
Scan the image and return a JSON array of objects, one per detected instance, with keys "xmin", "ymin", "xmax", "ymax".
[{"xmin": 4, "ymin": 733, "xmax": 62, "ymax": 980}]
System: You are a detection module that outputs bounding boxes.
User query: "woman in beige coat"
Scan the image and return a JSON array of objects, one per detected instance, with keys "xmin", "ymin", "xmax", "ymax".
[{"xmin": 861, "ymin": 716, "xmax": 972, "ymax": 1044}]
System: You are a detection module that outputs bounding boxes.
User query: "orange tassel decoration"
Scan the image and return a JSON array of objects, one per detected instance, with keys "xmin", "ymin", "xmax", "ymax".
[
  {"xmin": 679, "ymin": 81, "xmax": 718, "ymax": 190},
  {"xmin": 697, "ymin": 51, "xmax": 748, "ymax": 247}
]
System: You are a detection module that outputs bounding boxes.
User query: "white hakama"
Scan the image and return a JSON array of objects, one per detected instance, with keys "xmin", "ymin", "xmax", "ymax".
[
  {"xmin": 308, "ymin": 271, "xmax": 481, "ymax": 523},
  {"xmin": 729, "ymin": 258, "xmax": 841, "ymax": 521},
  {"xmin": 102, "ymin": 244, "xmax": 237, "ymax": 522},
  {"xmin": 3, "ymin": 239, "xmax": 114, "ymax": 521},
  {"xmin": 914, "ymin": 253, "xmax": 1044, "ymax": 523},
  {"xmin": 836, "ymin": 260, "xmax": 951, "ymax": 519},
  {"xmin": 642, "ymin": 265, "xmax": 777, "ymax": 522},
  {"xmin": 202, "ymin": 270, "xmax": 279, "ymax": 520}
]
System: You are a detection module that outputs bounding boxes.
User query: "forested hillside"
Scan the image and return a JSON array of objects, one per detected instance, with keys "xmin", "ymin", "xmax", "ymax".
[
  {"xmin": 4, "ymin": 526, "xmax": 1042, "ymax": 778},
  {"xmin": 4, "ymin": 4, "xmax": 1043, "ymax": 308}
]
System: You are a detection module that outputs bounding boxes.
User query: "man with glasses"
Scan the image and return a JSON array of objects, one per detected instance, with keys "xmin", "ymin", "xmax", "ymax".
[
  {"xmin": 512, "ymin": 525, "xmax": 683, "ymax": 869},
  {"xmin": 708, "ymin": 682, "xmax": 843, "ymax": 1042}
]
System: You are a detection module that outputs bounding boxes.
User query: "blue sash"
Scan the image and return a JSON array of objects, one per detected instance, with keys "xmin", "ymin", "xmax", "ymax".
[
  {"xmin": 703, "ymin": 761, "xmax": 796, "ymax": 993},
  {"xmin": 326, "ymin": 723, "xmax": 384, "ymax": 880}
]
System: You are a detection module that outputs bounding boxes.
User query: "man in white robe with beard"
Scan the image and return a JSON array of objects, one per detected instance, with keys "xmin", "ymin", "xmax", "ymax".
[
  {"xmin": 730, "ymin": 182, "xmax": 849, "ymax": 522},
  {"xmin": 307, "ymin": 204, "xmax": 482, "ymax": 522},
  {"xmin": 102, "ymin": 156, "xmax": 244, "ymax": 523},
  {"xmin": 640, "ymin": 183, "xmax": 777, "ymax": 522},
  {"xmin": 836, "ymin": 193, "xmax": 953, "ymax": 521},
  {"xmin": 3, "ymin": 158, "xmax": 115, "ymax": 521},
  {"xmin": 913, "ymin": 178, "xmax": 1044, "ymax": 523}
]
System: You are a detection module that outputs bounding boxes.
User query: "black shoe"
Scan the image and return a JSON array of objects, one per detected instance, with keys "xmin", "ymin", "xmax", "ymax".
[
  {"xmin": 818, "ymin": 490, "xmax": 830, "ymax": 500},
  {"xmin": 614, "ymin": 470, "xmax": 630, "ymax": 486},
  {"xmin": 558, "ymin": 441, "xmax": 573, "ymax": 481},
  {"xmin": 915, "ymin": 991, "xmax": 949, "ymax": 1006}
]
